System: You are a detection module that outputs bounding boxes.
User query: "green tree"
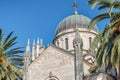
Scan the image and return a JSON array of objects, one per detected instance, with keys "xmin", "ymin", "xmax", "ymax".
[
  {"xmin": 0, "ymin": 28, "xmax": 23, "ymax": 80},
  {"xmin": 88, "ymin": 0, "xmax": 120, "ymax": 79}
]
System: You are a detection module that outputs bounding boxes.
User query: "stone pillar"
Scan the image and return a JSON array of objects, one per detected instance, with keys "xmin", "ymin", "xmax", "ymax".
[
  {"xmin": 23, "ymin": 39, "xmax": 31, "ymax": 80},
  {"xmin": 36, "ymin": 38, "xmax": 40, "ymax": 57},
  {"xmin": 32, "ymin": 40, "xmax": 36, "ymax": 61},
  {"xmin": 73, "ymin": 29, "xmax": 83, "ymax": 80}
]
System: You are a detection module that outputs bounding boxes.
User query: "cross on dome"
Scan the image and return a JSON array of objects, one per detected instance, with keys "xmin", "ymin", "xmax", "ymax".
[{"xmin": 73, "ymin": 0, "xmax": 78, "ymax": 15}]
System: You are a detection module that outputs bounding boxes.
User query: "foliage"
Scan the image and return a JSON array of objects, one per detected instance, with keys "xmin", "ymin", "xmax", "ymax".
[
  {"xmin": 0, "ymin": 28, "xmax": 23, "ymax": 80},
  {"xmin": 88, "ymin": 0, "xmax": 120, "ymax": 79}
]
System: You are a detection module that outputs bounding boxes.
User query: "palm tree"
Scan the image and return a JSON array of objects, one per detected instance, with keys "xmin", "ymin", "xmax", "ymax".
[
  {"xmin": 88, "ymin": 0, "xmax": 120, "ymax": 79},
  {"xmin": 0, "ymin": 28, "xmax": 24, "ymax": 80}
]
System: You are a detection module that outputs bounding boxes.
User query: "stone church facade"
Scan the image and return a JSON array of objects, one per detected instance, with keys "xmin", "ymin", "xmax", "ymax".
[{"xmin": 23, "ymin": 2, "xmax": 115, "ymax": 80}]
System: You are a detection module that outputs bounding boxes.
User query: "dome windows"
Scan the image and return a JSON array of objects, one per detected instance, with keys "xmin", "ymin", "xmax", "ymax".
[
  {"xmin": 89, "ymin": 37, "xmax": 92, "ymax": 50},
  {"xmin": 65, "ymin": 38, "xmax": 69, "ymax": 50},
  {"xmin": 56, "ymin": 41, "xmax": 59, "ymax": 47}
]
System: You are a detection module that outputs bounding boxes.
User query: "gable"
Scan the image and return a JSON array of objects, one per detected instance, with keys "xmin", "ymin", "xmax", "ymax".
[
  {"xmin": 28, "ymin": 45, "xmax": 74, "ymax": 80},
  {"xmin": 29, "ymin": 45, "xmax": 73, "ymax": 66}
]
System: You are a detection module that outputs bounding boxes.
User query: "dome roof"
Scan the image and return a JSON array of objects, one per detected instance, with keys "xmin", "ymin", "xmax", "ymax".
[{"xmin": 56, "ymin": 14, "xmax": 98, "ymax": 35}]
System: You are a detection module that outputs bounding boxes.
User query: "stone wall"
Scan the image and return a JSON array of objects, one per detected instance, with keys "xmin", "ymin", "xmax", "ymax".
[{"xmin": 27, "ymin": 47, "xmax": 74, "ymax": 80}]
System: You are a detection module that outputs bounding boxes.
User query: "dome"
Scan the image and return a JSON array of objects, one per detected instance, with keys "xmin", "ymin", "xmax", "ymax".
[{"xmin": 56, "ymin": 14, "xmax": 98, "ymax": 35}]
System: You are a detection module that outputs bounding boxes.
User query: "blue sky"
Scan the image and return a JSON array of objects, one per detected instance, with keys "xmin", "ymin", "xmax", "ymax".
[{"xmin": 0, "ymin": 0, "xmax": 107, "ymax": 49}]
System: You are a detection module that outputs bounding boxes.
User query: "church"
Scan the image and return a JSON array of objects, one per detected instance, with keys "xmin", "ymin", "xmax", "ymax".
[{"xmin": 23, "ymin": 2, "xmax": 115, "ymax": 80}]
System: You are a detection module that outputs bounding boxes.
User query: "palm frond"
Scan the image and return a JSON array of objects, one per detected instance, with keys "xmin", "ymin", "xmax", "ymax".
[
  {"xmin": 108, "ymin": 18, "xmax": 120, "ymax": 31},
  {"xmin": 88, "ymin": 12, "xmax": 111, "ymax": 30},
  {"xmin": 105, "ymin": 52, "xmax": 112, "ymax": 72},
  {"xmin": 91, "ymin": 33, "xmax": 102, "ymax": 51},
  {"xmin": 0, "ymin": 29, "xmax": 3, "ymax": 42},
  {"xmin": 3, "ymin": 31, "xmax": 13, "ymax": 45},
  {"xmin": 4, "ymin": 36, "xmax": 17, "ymax": 51},
  {"xmin": 110, "ymin": 1, "xmax": 120, "ymax": 11},
  {"xmin": 98, "ymin": 2, "xmax": 111, "ymax": 10},
  {"xmin": 95, "ymin": 42, "xmax": 107, "ymax": 67},
  {"xmin": 108, "ymin": 1, "xmax": 120, "ymax": 16},
  {"xmin": 10, "ymin": 65, "xmax": 23, "ymax": 78},
  {"xmin": 88, "ymin": 0, "xmax": 113, "ymax": 9},
  {"xmin": 117, "ymin": 37, "xmax": 120, "ymax": 59},
  {"xmin": 5, "ymin": 50, "xmax": 24, "ymax": 57}
]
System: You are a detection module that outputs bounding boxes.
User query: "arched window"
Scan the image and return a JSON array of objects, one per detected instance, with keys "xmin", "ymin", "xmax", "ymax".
[
  {"xmin": 89, "ymin": 37, "xmax": 92, "ymax": 49},
  {"xmin": 57, "ymin": 41, "xmax": 59, "ymax": 47},
  {"xmin": 46, "ymin": 77, "xmax": 59, "ymax": 80},
  {"xmin": 45, "ymin": 72, "xmax": 59, "ymax": 80},
  {"xmin": 65, "ymin": 38, "xmax": 69, "ymax": 50}
]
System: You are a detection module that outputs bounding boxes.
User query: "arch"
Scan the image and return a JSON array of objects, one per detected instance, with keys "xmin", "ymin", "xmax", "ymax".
[
  {"xmin": 56, "ymin": 41, "xmax": 59, "ymax": 47},
  {"xmin": 45, "ymin": 76, "xmax": 59, "ymax": 80},
  {"xmin": 45, "ymin": 72, "xmax": 60, "ymax": 80},
  {"xmin": 89, "ymin": 37, "xmax": 92, "ymax": 50},
  {"xmin": 65, "ymin": 38, "xmax": 69, "ymax": 50}
]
